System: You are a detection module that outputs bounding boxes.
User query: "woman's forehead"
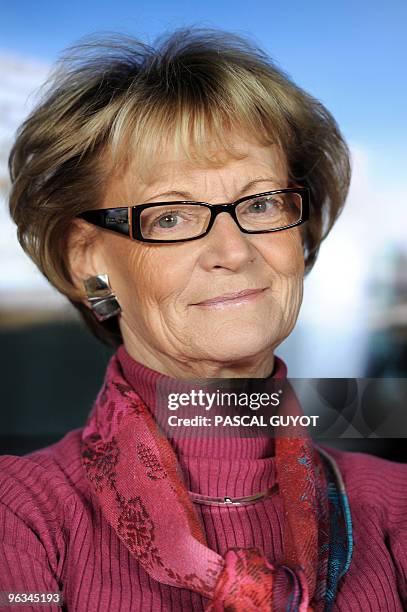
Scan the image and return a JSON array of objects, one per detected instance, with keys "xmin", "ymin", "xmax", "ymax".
[{"xmin": 107, "ymin": 137, "xmax": 288, "ymax": 202}]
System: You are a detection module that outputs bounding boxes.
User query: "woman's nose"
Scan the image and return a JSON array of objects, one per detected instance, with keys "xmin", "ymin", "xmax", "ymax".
[{"xmin": 199, "ymin": 211, "xmax": 256, "ymax": 270}]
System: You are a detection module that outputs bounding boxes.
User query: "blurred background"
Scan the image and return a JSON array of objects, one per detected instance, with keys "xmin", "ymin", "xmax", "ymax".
[{"xmin": 1, "ymin": 0, "xmax": 406, "ymax": 457}]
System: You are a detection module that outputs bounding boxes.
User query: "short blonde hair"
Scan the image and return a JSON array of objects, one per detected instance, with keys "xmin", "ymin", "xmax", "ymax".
[{"xmin": 8, "ymin": 27, "xmax": 351, "ymax": 348}]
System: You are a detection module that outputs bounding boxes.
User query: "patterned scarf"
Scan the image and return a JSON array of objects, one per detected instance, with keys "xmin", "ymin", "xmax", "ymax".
[{"xmin": 81, "ymin": 352, "xmax": 353, "ymax": 611}]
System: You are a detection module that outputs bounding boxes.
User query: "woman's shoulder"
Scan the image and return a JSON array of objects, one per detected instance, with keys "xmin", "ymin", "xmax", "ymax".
[
  {"xmin": 0, "ymin": 429, "xmax": 87, "ymax": 521},
  {"xmin": 0, "ymin": 429, "xmax": 89, "ymax": 572},
  {"xmin": 0, "ymin": 427, "xmax": 84, "ymax": 476},
  {"xmin": 318, "ymin": 443, "xmax": 407, "ymax": 531},
  {"xmin": 0, "ymin": 428, "xmax": 98, "ymax": 596},
  {"xmin": 319, "ymin": 444, "xmax": 407, "ymax": 604}
]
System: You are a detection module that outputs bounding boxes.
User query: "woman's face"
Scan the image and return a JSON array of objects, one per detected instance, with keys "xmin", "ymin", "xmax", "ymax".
[{"xmin": 77, "ymin": 135, "xmax": 305, "ymax": 377}]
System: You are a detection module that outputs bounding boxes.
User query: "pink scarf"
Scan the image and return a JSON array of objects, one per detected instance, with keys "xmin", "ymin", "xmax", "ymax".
[{"xmin": 81, "ymin": 352, "xmax": 352, "ymax": 611}]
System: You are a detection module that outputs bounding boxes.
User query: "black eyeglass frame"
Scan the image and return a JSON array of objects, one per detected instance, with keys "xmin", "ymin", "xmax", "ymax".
[{"xmin": 76, "ymin": 187, "xmax": 310, "ymax": 244}]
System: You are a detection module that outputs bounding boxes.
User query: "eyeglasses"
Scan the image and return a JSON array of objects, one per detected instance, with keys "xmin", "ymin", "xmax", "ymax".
[{"xmin": 76, "ymin": 187, "xmax": 310, "ymax": 244}]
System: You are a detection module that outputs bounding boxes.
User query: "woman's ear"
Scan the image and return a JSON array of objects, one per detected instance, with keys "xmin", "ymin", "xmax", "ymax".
[{"xmin": 66, "ymin": 219, "xmax": 106, "ymax": 303}]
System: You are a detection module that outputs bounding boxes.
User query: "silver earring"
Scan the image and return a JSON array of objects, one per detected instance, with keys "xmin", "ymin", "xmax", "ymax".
[{"xmin": 83, "ymin": 273, "xmax": 122, "ymax": 322}]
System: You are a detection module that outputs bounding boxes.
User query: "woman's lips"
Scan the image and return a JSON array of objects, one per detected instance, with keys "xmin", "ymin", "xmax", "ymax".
[{"xmin": 192, "ymin": 287, "xmax": 269, "ymax": 308}]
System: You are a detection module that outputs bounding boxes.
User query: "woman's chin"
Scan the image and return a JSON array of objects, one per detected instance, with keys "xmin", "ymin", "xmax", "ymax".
[{"xmin": 192, "ymin": 330, "xmax": 274, "ymax": 365}]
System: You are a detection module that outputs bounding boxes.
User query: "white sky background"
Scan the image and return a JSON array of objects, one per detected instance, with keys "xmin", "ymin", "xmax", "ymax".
[
  {"xmin": 284, "ymin": 145, "xmax": 407, "ymax": 376},
  {"xmin": 1, "ymin": 51, "xmax": 406, "ymax": 375}
]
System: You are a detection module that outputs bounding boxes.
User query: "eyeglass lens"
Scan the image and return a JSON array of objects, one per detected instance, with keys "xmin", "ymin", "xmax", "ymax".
[{"xmin": 139, "ymin": 192, "xmax": 302, "ymax": 240}]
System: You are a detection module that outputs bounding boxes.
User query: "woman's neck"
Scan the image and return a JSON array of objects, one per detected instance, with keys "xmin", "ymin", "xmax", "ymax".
[{"xmin": 120, "ymin": 336, "xmax": 276, "ymax": 379}]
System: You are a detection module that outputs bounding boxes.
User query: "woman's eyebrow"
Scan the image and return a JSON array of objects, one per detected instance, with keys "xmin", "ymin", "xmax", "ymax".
[
  {"xmin": 146, "ymin": 190, "xmax": 195, "ymax": 201},
  {"xmin": 146, "ymin": 177, "xmax": 282, "ymax": 202},
  {"xmin": 237, "ymin": 176, "xmax": 282, "ymax": 196}
]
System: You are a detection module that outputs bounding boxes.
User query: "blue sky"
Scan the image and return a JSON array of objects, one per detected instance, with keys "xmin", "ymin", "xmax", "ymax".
[{"xmin": 1, "ymin": 0, "xmax": 406, "ymax": 167}]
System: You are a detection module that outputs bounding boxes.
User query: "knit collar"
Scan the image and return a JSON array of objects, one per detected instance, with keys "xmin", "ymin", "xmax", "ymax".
[{"xmin": 116, "ymin": 344, "xmax": 288, "ymax": 460}]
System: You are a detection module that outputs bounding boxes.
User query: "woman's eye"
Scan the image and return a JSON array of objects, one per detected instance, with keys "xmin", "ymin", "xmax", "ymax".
[
  {"xmin": 246, "ymin": 198, "xmax": 280, "ymax": 213},
  {"xmin": 249, "ymin": 201, "xmax": 267, "ymax": 213},
  {"xmin": 140, "ymin": 205, "xmax": 206, "ymax": 238},
  {"xmin": 155, "ymin": 213, "xmax": 180, "ymax": 228}
]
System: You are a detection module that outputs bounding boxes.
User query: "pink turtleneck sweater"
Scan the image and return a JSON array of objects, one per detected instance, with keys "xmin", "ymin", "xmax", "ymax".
[{"xmin": 1, "ymin": 345, "xmax": 407, "ymax": 611}]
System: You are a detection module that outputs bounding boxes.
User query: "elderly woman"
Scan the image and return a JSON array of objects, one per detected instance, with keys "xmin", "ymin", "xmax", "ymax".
[{"xmin": 1, "ymin": 28, "xmax": 407, "ymax": 612}]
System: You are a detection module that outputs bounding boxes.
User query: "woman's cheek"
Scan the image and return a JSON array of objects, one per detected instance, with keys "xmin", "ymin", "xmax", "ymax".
[
  {"xmin": 125, "ymin": 248, "xmax": 185, "ymax": 311},
  {"xmin": 284, "ymin": 228, "xmax": 305, "ymax": 266},
  {"xmin": 264, "ymin": 230, "xmax": 304, "ymax": 279}
]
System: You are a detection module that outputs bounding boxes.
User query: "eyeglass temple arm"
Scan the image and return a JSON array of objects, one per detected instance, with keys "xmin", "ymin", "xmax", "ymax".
[{"xmin": 77, "ymin": 208, "xmax": 131, "ymax": 237}]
